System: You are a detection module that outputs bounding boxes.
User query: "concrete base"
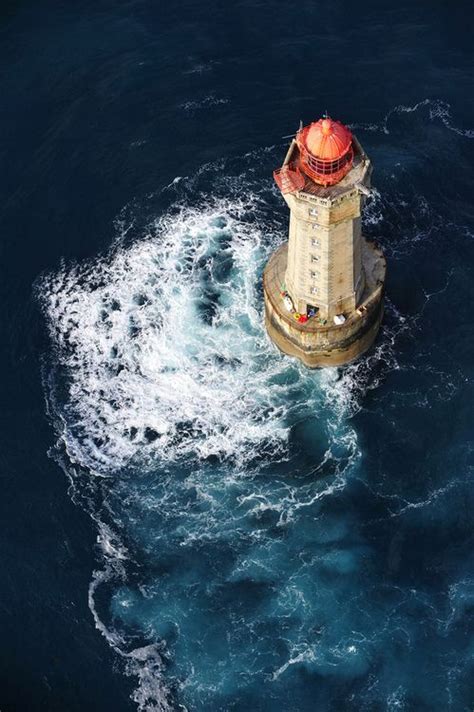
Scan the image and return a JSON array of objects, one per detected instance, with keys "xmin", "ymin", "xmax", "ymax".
[{"xmin": 263, "ymin": 239, "xmax": 386, "ymax": 368}]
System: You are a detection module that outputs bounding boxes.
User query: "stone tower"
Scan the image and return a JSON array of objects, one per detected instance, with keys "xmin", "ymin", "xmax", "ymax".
[{"xmin": 263, "ymin": 116, "xmax": 386, "ymax": 368}]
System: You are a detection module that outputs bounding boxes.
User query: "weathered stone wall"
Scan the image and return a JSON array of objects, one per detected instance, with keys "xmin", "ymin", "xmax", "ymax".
[
  {"xmin": 264, "ymin": 301, "xmax": 384, "ymax": 368},
  {"xmin": 264, "ymin": 287, "xmax": 383, "ymax": 368},
  {"xmin": 263, "ymin": 238, "xmax": 386, "ymax": 368}
]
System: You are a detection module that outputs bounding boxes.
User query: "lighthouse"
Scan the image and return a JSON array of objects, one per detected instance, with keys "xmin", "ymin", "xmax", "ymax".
[{"xmin": 263, "ymin": 115, "xmax": 386, "ymax": 368}]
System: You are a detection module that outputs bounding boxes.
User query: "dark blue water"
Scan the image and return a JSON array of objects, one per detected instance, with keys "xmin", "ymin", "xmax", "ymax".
[{"xmin": 1, "ymin": 1, "xmax": 474, "ymax": 710}]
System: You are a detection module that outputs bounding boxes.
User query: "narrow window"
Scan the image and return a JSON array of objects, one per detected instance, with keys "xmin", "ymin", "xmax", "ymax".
[
  {"xmin": 311, "ymin": 238, "xmax": 320, "ymax": 247},
  {"xmin": 310, "ymin": 271, "xmax": 319, "ymax": 279},
  {"xmin": 311, "ymin": 287, "xmax": 318, "ymax": 295},
  {"xmin": 311, "ymin": 255, "xmax": 319, "ymax": 263},
  {"xmin": 309, "ymin": 208, "xmax": 318, "ymax": 216}
]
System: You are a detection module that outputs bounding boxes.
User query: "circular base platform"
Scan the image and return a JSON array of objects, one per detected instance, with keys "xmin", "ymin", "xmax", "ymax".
[{"xmin": 263, "ymin": 240, "xmax": 386, "ymax": 369}]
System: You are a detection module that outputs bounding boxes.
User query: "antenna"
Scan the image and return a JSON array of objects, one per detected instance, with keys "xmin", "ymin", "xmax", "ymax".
[{"xmin": 282, "ymin": 120, "xmax": 303, "ymax": 140}]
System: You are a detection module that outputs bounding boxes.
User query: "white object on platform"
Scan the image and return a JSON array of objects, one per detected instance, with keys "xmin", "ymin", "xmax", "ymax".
[{"xmin": 283, "ymin": 295, "xmax": 294, "ymax": 312}]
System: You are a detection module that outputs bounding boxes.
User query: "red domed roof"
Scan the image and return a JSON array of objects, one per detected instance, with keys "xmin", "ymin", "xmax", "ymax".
[
  {"xmin": 305, "ymin": 117, "xmax": 352, "ymax": 160},
  {"xmin": 295, "ymin": 115, "xmax": 354, "ymax": 187}
]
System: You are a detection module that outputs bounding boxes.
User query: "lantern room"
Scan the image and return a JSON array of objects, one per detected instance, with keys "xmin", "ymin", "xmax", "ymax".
[
  {"xmin": 296, "ymin": 117, "xmax": 354, "ymax": 186},
  {"xmin": 273, "ymin": 116, "xmax": 355, "ymax": 193}
]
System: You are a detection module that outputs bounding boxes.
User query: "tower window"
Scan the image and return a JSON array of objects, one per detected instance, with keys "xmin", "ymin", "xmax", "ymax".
[
  {"xmin": 311, "ymin": 224, "xmax": 319, "ymax": 230},
  {"xmin": 311, "ymin": 238, "xmax": 320, "ymax": 247},
  {"xmin": 309, "ymin": 208, "xmax": 318, "ymax": 216},
  {"xmin": 311, "ymin": 287, "xmax": 319, "ymax": 295},
  {"xmin": 311, "ymin": 254, "xmax": 319, "ymax": 263},
  {"xmin": 310, "ymin": 271, "xmax": 319, "ymax": 279}
]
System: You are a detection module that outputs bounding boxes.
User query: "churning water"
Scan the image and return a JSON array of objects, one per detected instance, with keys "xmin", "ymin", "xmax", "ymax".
[{"xmin": 35, "ymin": 97, "xmax": 474, "ymax": 710}]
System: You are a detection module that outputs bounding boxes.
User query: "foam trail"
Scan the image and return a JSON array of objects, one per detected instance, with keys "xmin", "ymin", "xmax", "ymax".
[
  {"xmin": 349, "ymin": 99, "xmax": 474, "ymax": 138},
  {"xmin": 88, "ymin": 562, "xmax": 174, "ymax": 712}
]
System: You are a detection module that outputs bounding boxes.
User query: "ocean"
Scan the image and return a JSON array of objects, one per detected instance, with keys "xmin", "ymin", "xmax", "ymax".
[{"xmin": 1, "ymin": 1, "xmax": 473, "ymax": 710}]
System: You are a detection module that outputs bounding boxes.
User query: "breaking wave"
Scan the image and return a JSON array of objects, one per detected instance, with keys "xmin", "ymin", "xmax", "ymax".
[{"xmin": 39, "ymin": 197, "xmax": 290, "ymax": 474}]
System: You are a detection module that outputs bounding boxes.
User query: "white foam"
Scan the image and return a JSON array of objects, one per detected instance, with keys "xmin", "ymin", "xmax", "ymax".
[
  {"xmin": 180, "ymin": 95, "xmax": 229, "ymax": 113},
  {"xmin": 97, "ymin": 522, "xmax": 129, "ymax": 561},
  {"xmin": 88, "ymin": 563, "xmax": 174, "ymax": 712},
  {"xmin": 387, "ymin": 685, "xmax": 407, "ymax": 711},
  {"xmin": 349, "ymin": 98, "xmax": 474, "ymax": 138},
  {"xmin": 39, "ymin": 197, "xmax": 296, "ymax": 476},
  {"xmin": 271, "ymin": 644, "xmax": 318, "ymax": 680}
]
